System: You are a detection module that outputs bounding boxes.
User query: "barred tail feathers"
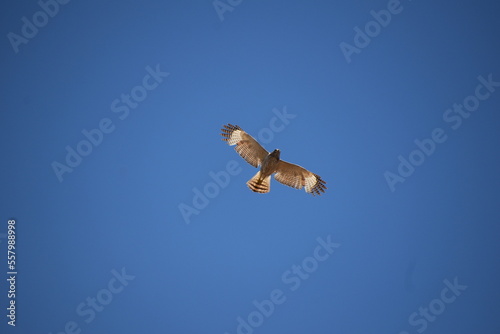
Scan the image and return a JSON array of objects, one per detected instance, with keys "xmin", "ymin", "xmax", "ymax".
[{"xmin": 247, "ymin": 171, "xmax": 271, "ymax": 193}]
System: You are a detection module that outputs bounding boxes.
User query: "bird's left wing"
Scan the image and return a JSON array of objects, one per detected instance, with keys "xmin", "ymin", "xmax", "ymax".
[
  {"xmin": 221, "ymin": 124, "xmax": 269, "ymax": 168},
  {"xmin": 274, "ymin": 160, "xmax": 327, "ymax": 195}
]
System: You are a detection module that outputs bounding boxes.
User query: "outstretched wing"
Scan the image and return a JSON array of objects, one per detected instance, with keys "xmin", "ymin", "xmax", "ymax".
[
  {"xmin": 221, "ymin": 124, "xmax": 269, "ymax": 167},
  {"xmin": 274, "ymin": 160, "xmax": 327, "ymax": 195}
]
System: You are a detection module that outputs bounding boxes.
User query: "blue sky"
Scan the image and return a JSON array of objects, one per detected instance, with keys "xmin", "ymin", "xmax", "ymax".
[{"xmin": 1, "ymin": 0, "xmax": 499, "ymax": 333}]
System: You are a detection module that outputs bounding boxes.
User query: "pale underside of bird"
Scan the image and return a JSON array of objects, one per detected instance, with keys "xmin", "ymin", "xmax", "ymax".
[{"xmin": 221, "ymin": 124, "xmax": 326, "ymax": 195}]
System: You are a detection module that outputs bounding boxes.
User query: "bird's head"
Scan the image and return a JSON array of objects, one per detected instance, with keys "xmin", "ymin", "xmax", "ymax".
[{"xmin": 271, "ymin": 149, "xmax": 280, "ymax": 159}]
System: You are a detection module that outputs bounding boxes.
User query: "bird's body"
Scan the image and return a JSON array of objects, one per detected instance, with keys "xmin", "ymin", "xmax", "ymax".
[
  {"xmin": 247, "ymin": 149, "xmax": 281, "ymax": 193},
  {"xmin": 221, "ymin": 124, "xmax": 326, "ymax": 195}
]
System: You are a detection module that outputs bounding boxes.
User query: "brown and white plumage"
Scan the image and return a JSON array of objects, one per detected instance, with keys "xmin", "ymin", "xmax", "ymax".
[
  {"xmin": 221, "ymin": 124, "xmax": 268, "ymax": 167},
  {"xmin": 221, "ymin": 124, "xmax": 327, "ymax": 195},
  {"xmin": 274, "ymin": 161, "xmax": 327, "ymax": 196}
]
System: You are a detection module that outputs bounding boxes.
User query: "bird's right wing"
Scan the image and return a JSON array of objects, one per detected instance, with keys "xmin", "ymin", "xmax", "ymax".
[
  {"xmin": 221, "ymin": 124, "xmax": 269, "ymax": 168},
  {"xmin": 274, "ymin": 160, "xmax": 327, "ymax": 195}
]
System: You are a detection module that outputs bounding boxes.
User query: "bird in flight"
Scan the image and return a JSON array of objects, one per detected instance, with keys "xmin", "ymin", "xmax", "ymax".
[{"xmin": 221, "ymin": 124, "xmax": 326, "ymax": 195}]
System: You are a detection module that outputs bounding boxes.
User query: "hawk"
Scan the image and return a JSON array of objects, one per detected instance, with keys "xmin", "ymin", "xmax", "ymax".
[{"xmin": 221, "ymin": 124, "xmax": 326, "ymax": 195}]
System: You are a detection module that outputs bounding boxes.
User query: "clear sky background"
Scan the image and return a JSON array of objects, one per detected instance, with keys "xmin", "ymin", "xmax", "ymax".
[{"xmin": 1, "ymin": 1, "xmax": 499, "ymax": 333}]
